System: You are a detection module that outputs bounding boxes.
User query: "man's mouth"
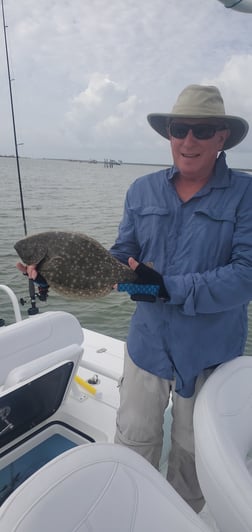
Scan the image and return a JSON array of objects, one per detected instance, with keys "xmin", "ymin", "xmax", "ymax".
[{"xmin": 181, "ymin": 153, "xmax": 200, "ymax": 158}]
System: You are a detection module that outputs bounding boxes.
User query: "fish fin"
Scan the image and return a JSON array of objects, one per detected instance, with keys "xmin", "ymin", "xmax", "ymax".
[{"xmin": 14, "ymin": 240, "xmax": 47, "ymax": 265}]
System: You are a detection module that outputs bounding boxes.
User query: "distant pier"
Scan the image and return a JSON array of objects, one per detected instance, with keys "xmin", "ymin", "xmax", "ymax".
[{"xmin": 104, "ymin": 158, "xmax": 122, "ymax": 168}]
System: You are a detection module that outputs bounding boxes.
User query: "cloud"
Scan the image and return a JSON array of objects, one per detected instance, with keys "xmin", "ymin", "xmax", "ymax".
[
  {"xmin": 68, "ymin": 74, "xmax": 130, "ymax": 116},
  {"xmin": 204, "ymin": 54, "xmax": 252, "ymax": 107},
  {"xmin": 0, "ymin": 0, "xmax": 252, "ymax": 165},
  {"xmin": 202, "ymin": 53, "xmax": 252, "ymax": 166},
  {"xmin": 63, "ymin": 73, "xmax": 142, "ymax": 159}
]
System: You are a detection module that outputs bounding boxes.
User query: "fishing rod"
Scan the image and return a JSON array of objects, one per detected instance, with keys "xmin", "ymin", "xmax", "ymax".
[
  {"xmin": 1, "ymin": 0, "xmax": 27, "ymax": 236},
  {"xmin": 1, "ymin": 0, "xmax": 46, "ymax": 315}
]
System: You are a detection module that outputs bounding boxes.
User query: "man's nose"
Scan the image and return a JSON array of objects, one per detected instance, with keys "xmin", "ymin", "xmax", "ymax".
[{"xmin": 183, "ymin": 129, "xmax": 197, "ymax": 142}]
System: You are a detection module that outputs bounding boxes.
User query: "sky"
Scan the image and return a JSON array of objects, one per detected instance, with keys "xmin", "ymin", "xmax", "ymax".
[{"xmin": 0, "ymin": 0, "xmax": 252, "ymax": 167}]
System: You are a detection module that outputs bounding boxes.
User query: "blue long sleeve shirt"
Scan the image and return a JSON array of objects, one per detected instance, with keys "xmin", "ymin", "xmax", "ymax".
[{"xmin": 110, "ymin": 153, "xmax": 252, "ymax": 397}]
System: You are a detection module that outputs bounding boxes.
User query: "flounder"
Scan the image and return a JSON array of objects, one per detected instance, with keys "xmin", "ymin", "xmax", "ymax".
[{"xmin": 14, "ymin": 231, "xmax": 137, "ymax": 298}]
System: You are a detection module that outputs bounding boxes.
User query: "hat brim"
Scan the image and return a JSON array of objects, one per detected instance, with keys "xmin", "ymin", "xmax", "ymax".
[{"xmin": 147, "ymin": 113, "xmax": 249, "ymax": 150}]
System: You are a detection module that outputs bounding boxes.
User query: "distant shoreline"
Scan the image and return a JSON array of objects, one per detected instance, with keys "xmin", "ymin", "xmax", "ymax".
[
  {"xmin": 0, "ymin": 154, "xmax": 169, "ymax": 167},
  {"xmin": 0, "ymin": 154, "xmax": 251, "ymax": 172}
]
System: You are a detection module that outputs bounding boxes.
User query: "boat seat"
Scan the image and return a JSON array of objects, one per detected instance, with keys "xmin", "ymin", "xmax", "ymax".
[
  {"xmin": 0, "ymin": 344, "xmax": 85, "ymax": 456},
  {"xmin": 0, "ymin": 442, "xmax": 211, "ymax": 532},
  {"xmin": 194, "ymin": 356, "xmax": 252, "ymax": 532},
  {"xmin": 3, "ymin": 343, "xmax": 83, "ymax": 392},
  {"xmin": 0, "ymin": 311, "xmax": 84, "ymax": 386}
]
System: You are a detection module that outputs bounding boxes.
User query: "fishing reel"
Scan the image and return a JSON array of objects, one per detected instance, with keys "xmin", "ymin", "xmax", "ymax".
[
  {"xmin": 36, "ymin": 283, "xmax": 50, "ymax": 302},
  {"xmin": 20, "ymin": 274, "xmax": 50, "ymax": 315}
]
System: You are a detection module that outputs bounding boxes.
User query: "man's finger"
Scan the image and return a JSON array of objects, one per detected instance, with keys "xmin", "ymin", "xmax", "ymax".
[
  {"xmin": 128, "ymin": 257, "xmax": 139, "ymax": 271},
  {"xmin": 16, "ymin": 262, "xmax": 27, "ymax": 274}
]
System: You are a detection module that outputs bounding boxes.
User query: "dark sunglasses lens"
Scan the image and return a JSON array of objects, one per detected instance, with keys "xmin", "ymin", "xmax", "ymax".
[
  {"xmin": 192, "ymin": 124, "xmax": 216, "ymax": 139},
  {"xmin": 170, "ymin": 123, "xmax": 189, "ymax": 138},
  {"xmin": 170, "ymin": 123, "xmax": 217, "ymax": 140}
]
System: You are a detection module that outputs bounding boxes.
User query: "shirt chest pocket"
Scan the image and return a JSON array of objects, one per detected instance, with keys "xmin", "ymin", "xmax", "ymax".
[
  {"xmin": 192, "ymin": 207, "xmax": 236, "ymax": 262},
  {"xmin": 193, "ymin": 207, "xmax": 236, "ymax": 227},
  {"xmin": 134, "ymin": 205, "xmax": 173, "ymax": 236},
  {"xmin": 133, "ymin": 205, "xmax": 174, "ymax": 258}
]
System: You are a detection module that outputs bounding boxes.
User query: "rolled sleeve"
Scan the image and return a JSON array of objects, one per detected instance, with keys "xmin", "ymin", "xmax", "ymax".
[{"xmin": 165, "ymin": 182, "xmax": 252, "ymax": 316}]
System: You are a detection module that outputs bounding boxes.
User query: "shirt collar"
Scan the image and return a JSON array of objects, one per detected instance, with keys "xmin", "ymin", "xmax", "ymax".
[
  {"xmin": 168, "ymin": 151, "xmax": 230, "ymax": 190},
  {"xmin": 209, "ymin": 151, "xmax": 230, "ymax": 188}
]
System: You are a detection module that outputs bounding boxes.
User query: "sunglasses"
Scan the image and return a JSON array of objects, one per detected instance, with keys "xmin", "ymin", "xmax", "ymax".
[{"xmin": 169, "ymin": 122, "xmax": 227, "ymax": 140}]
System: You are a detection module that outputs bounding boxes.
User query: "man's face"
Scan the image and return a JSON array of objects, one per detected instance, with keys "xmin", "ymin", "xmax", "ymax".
[{"xmin": 169, "ymin": 119, "xmax": 230, "ymax": 181}]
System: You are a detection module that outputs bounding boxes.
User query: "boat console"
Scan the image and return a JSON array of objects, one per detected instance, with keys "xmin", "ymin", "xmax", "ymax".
[{"xmin": 0, "ymin": 312, "xmax": 92, "ymax": 506}]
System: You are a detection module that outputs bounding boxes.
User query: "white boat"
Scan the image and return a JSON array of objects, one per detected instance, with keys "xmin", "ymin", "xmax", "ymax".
[
  {"xmin": 1, "ymin": 0, "xmax": 252, "ymax": 527},
  {"xmin": 0, "ymin": 285, "xmax": 252, "ymax": 532}
]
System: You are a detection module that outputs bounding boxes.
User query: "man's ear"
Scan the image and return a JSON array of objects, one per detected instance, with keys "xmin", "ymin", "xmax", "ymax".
[{"xmin": 217, "ymin": 128, "xmax": 230, "ymax": 150}]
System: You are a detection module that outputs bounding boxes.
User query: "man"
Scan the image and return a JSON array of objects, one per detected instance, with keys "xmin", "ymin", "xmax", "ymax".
[{"xmin": 110, "ymin": 84, "xmax": 252, "ymax": 512}]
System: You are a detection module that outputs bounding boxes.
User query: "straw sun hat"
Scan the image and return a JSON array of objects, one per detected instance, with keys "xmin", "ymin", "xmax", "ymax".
[{"xmin": 147, "ymin": 84, "xmax": 249, "ymax": 150}]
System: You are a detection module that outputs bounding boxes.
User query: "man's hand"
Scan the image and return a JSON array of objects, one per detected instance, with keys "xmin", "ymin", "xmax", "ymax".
[
  {"xmin": 16, "ymin": 262, "xmax": 49, "ymax": 302},
  {"xmin": 128, "ymin": 257, "xmax": 139, "ymax": 271},
  {"xmin": 16, "ymin": 262, "xmax": 38, "ymax": 280},
  {"xmin": 117, "ymin": 257, "xmax": 169, "ymax": 301},
  {"xmin": 129, "ymin": 258, "xmax": 169, "ymax": 299}
]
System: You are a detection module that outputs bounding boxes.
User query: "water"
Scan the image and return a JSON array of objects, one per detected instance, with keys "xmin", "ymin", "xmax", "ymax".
[
  {"xmin": 0, "ymin": 156, "xmax": 158, "ymax": 340},
  {"xmin": 1, "ymin": 156, "xmax": 252, "ymax": 353}
]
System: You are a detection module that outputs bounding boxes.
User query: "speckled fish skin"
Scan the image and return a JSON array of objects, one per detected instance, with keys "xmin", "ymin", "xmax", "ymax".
[{"xmin": 14, "ymin": 231, "xmax": 137, "ymax": 298}]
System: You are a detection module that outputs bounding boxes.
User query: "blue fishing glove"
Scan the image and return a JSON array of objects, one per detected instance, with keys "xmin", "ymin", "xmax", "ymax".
[
  {"xmin": 118, "ymin": 262, "xmax": 169, "ymax": 302},
  {"xmin": 133, "ymin": 262, "xmax": 169, "ymax": 299}
]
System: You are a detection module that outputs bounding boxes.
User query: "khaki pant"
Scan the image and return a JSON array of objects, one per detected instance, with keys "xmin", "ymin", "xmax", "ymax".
[{"xmin": 114, "ymin": 346, "xmax": 212, "ymax": 513}]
